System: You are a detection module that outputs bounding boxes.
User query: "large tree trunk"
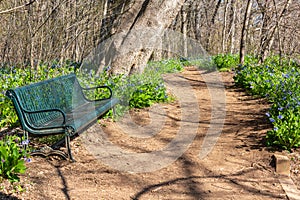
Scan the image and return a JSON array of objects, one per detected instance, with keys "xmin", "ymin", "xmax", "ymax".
[{"xmin": 107, "ymin": 0, "xmax": 185, "ymax": 75}]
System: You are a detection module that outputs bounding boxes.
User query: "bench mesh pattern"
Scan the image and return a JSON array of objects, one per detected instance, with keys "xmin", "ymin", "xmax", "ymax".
[{"xmin": 13, "ymin": 74, "xmax": 86, "ymax": 127}]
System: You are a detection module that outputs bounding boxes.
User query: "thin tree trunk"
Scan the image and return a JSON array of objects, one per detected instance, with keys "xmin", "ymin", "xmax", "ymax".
[
  {"xmin": 182, "ymin": 5, "xmax": 188, "ymax": 58},
  {"xmin": 239, "ymin": 0, "xmax": 252, "ymax": 64},
  {"xmin": 260, "ymin": 0, "xmax": 292, "ymax": 63},
  {"xmin": 222, "ymin": 0, "xmax": 229, "ymax": 53},
  {"xmin": 230, "ymin": 0, "xmax": 236, "ymax": 54},
  {"xmin": 194, "ymin": 2, "xmax": 202, "ymax": 41}
]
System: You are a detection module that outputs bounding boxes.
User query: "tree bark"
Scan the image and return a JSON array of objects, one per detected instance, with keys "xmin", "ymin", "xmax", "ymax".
[
  {"xmin": 108, "ymin": 0, "xmax": 186, "ymax": 75},
  {"xmin": 182, "ymin": 4, "xmax": 188, "ymax": 58},
  {"xmin": 229, "ymin": 0, "xmax": 236, "ymax": 54},
  {"xmin": 222, "ymin": 0, "xmax": 229, "ymax": 53},
  {"xmin": 239, "ymin": 0, "xmax": 252, "ymax": 64}
]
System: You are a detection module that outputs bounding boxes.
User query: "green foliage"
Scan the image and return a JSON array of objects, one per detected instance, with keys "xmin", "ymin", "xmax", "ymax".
[
  {"xmin": 148, "ymin": 59, "xmax": 184, "ymax": 73},
  {"xmin": 0, "ymin": 64, "xmax": 75, "ymax": 128},
  {"xmin": 76, "ymin": 59, "xmax": 181, "ymax": 116},
  {"xmin": 33, "ymin": 135, "xmax": 64, "ymax": 146},
  {"xmin": 183, "ymin": 57, "xmax": 216, "ymax": 71},
  {"xmin": 212, "ymin": 54, "xmax": 239, "ymax": 70},
  {"xmin": 0, "ymin": 135, "xmax": 30, "ymax": 183},
  {"xmin": 266, "ymin": 110, "xmax": 300, "ymax": 150},
  {"xmin": 163, "ymin": 56, "xmax": 236, "ymax": 72},
  {"xmin": 0, "ymin": 59, "xmax": 182, "ymax": 127},
  {"xmin": 0, "ymin": 98, "xmax": 18, "ymax": 128},
  {"xmin": 128, "ymin": 80, "xmax": 169, "ymax": 108},
  {"xmin": 212, "ymin": 54, "xmax": 258, "ymax": 71},
  {"xmin": 114, "ymin": 59, "xmax": 180, "ymax": 110},
  {"xmin": 234, "ymin": 55, "xmax": 300, "ymax": 150}
]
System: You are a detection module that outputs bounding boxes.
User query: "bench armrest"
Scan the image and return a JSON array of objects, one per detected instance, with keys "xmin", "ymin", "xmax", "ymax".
[{"xmin": 81, "ymin": 85, "xmax": 113, "ymax": 101}]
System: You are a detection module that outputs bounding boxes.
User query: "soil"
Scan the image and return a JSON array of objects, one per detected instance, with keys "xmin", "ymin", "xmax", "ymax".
[{"xmin": 1, "ymin": 67, "xmax": 299, "ymax": 200}]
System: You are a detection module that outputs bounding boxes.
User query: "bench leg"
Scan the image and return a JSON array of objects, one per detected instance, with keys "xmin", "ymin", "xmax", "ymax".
[
  {"xmin": 23, "ymin": 130, "xmax": 29, "ymax": 149},
  {"xmin": 112, "ymin": 106, "xmax": 117, "ymax": 120},
  {"xmin": 112, "ymin": 106, "xmax": 116, "ymax": 116},
  {"xmin": 65, "ymin": 134, "xmax": 75, "ymax": 162}
]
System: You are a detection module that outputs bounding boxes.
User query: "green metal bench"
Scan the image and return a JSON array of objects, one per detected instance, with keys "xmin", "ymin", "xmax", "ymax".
[{"xmin": 6, "ymin": 73, "xmax": 119, "ymax": 161}]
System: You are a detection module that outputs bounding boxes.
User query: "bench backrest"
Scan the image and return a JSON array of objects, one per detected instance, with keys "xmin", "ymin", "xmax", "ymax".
[{"xmin": 6, "ymin": 73, "xmax": 87, "ymax": 127}]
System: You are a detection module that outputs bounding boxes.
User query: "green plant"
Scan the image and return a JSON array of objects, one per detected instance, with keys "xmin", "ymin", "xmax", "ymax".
[
  {"xmin": 129, "ymin": 82, "xmax": 170, "ymax": 108},
  {"xmin": 212, "ymin": 54, "xmax": 239, "ymax": 70},
  {"xmin": 33, "ymin": 134, "xmax": 64, "ymax": 146},
  {"xmin": 0, "ymin": 97, "xmax": 19, "ymax": 128},
  {"xmin": 185, "ymin": 57, "xmax": 216, "ymax": 71},
  {"xmin": 0, "ymin": 135, "xmax": 30, "ymax": 182},
  {"xmin": 0, "ymin": 58, "xmax": 183, "ymax": 128},
  {"xmin": 212, "ymin": 54, "xmax": 258, "ymax": 71},
  {"xmin": 101, "ymin": 59, "xmax": 182, "ymax": 110},
  {"xmin": 112, "ymin": 66, "xmax": 173, "ymax": 109},
  {"xmin": 266, "ymin": 109, "xmax": 300, "ymax": 150},
  {"xmin": 148, "ymin": 59, "xmax": 184, "ymax": 73},
  {"xmin": 234, "ymin": 55, "xmax": 300, "ymax": 150}
]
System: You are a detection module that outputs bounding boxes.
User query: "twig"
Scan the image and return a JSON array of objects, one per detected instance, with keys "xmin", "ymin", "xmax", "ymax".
[{"xmin": 0, "ymin": 0, "xmax": 36, "ymax": 15}]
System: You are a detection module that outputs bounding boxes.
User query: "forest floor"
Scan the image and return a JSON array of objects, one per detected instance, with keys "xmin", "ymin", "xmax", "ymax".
[{"xmin": 1, "ymin": 67, "xmax": 300, "ymax": 200}]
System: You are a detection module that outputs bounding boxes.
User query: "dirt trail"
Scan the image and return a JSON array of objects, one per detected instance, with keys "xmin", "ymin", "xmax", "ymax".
[{"xmin": 3, "ymin": 67, "xmax": 298, "ymax": 199}]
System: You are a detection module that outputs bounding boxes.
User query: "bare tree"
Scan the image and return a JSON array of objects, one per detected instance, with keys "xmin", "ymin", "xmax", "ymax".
[
  {"xmin": 240, "ymin": 0, "xmax": 252, "ymax": 64},
  {"xmin": 259, "ymin": 0, "xmax": 292, "ymax": 63},
  {"xmin": 0, "ymin": 0, "xmax": 132, "ymax": 66},
  {"xmin": 0, "ymin": 0, "xmax": 300, "ymax": 71}
]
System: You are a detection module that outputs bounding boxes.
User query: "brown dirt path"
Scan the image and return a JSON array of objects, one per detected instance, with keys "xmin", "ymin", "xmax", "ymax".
[{"xmin": 2, "ymin": 67, "xmax": 299, "ymax": 199}]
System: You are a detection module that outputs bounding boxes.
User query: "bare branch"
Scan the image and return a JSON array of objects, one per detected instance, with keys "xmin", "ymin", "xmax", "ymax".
[{"xmin": 0, "ymin": 0, "xmax": 36, "ymax": 15}]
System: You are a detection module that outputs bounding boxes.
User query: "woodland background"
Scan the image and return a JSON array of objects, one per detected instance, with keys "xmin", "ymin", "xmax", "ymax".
[{"xmin": 0, "ymin": 0, "xmax": 299, "ymax": 74}]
